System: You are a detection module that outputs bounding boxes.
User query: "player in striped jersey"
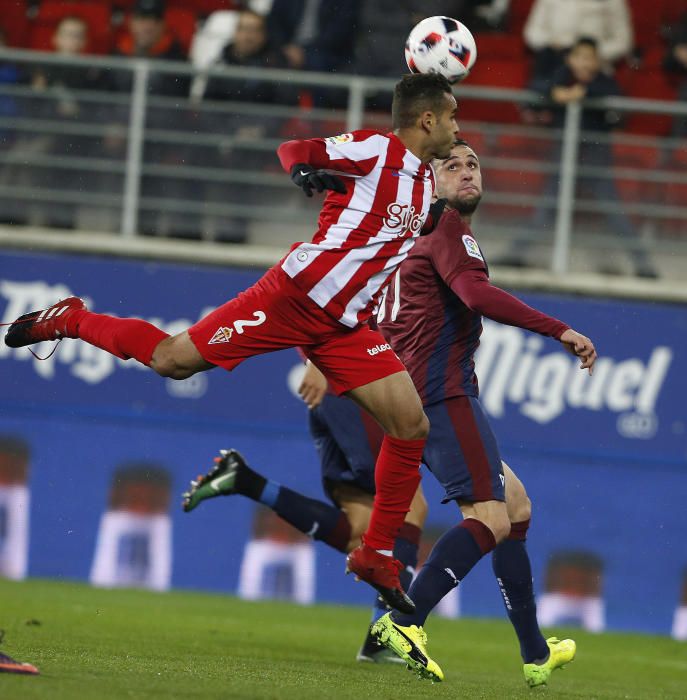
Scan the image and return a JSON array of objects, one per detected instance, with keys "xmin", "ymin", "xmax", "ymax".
[
  {"xmin": 370, "ymin": 141, "xmax": 594, "ymax": 686},
  {"xmin": 4, "ymin": 73, "xmax": 460, "ymax": 613}
]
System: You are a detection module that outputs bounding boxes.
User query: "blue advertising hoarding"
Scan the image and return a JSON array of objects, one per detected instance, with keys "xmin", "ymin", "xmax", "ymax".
[{"xmin": 0, "ymin": 249, "xmax": 685, "ymax": 636}]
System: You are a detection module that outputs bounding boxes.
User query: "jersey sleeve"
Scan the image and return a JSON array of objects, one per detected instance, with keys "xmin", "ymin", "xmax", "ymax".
[
  {"xmin": 428, "ymin": 214, "xmax": 488, "ymax": 288},
  {"xmin": 451, "ymin": 269, "xmax": 570, "ymax": 339},
  {"xmin": 277, "ymin": 130, "xmax": 384, "ymax": 177}
]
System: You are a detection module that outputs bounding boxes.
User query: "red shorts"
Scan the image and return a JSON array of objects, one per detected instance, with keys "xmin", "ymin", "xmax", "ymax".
[{"xmin": 188, "ymin": 265, "xmax": 406, "ymax": 395}]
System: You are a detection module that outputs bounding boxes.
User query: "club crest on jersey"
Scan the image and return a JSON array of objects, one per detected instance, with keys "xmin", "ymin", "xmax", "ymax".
[
  {"xmin": 325, "ymin": 133, "xmax": 353, "ymax": 145},
  {"xmin": 462, "ymin": 234, "xmax": 484, "ymax": 261},
  {"xmin": 207, "ymin": 311, "xmax": 267, "ymax": 345},
  {"xmin": 384, "ymin": 203, "xmax": 425, "ymax": 237},
  {"xmin": 209, "ymin": 327, "xmax": 233, "ymax": 344}
]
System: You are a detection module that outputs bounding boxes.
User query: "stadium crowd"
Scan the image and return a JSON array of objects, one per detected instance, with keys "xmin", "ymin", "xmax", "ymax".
[{"xmin": 0, "ymin": 0, "xmax": 686, "ymax": 272}]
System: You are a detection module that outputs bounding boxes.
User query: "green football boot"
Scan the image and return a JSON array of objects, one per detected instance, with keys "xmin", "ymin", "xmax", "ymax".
[
  {"xmin": 182, "ymin": 449, "xmax": 245, "ymax": 512},
  {"xmin": 523, "ymin": 637, "xmax": 576, "ymax": 688},
  {"xmin": 371, "ymin": 612, "xmax": 444, "ymax": 682}
]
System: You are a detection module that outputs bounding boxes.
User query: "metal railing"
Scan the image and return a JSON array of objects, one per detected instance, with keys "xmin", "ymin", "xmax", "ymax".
[{"xmin": 1, "ymin": 47, "xmax": 686, "ymax": 280}]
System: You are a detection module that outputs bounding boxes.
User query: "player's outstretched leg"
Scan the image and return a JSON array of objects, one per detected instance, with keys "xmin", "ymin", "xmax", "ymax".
[
  {"xmin": 370, "ymin": 612, "xmax": 444, "ymax": 682},
  {"xmin": 183, "ymin": 449, "xmax": 353, "ymax": 552},
  {"xmin": 183, "ymin": 449, "xmax": 258, "ymax": 512},
  {"xmin": 3, "ymin": 297, "xmax": 170, "ymax": 367},
  {"xmin": 4, "ymin": 297, "xmax": 86, "ymax": 348},
  {"xmin": 523, "ymin": 637, "xmax": 576, "ymax": 687}
]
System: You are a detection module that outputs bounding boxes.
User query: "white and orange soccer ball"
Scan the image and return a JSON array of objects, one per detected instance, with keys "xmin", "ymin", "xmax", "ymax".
[{"xmin": 405, "ymin": 16, "xmax": 477, "ymax": 84}]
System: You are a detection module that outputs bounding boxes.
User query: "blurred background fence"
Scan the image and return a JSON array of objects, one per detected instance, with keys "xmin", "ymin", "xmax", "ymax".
[{"xmin": 1, "ymin": 48, "xmax": 687, "ymax": 279}]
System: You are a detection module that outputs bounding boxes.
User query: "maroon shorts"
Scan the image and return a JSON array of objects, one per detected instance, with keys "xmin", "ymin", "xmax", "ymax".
[{"xmin": 188, "ymin": 265, "xmax": 406, "ymax": 395}]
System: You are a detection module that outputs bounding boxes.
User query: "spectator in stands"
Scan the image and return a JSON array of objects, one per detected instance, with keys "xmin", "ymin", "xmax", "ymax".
[
  {"xmin": 199, "ymin": 9, "xmax": 290, "ymax": 243},
  {"xmin": 499, "ymin": 38, "xmax": 657, "ymax": 278},
  {"xmin": 0, "ymin": 26, "xmax": 29, "ymax": 225},
  {"xmin": 664, "ymin": 12, "xmax": 687, "ymax": 140},
  {"xmin": 112, "ymin": 0, "xmax": 188, "ymax": 97},
  {"xmin": 266, "ymin": 0, "xmax": 359, "ymax": 74},
  {"xmin": 29, "ymin": 17, "xmax": 108, "ymax": 229},
  {"xmin": 32, "ymin": 17, "xmax": 105, "ymax": 106},
  {"xmin": 524, "ymin": 0, "xmax": 633, "ymax": 83},
  {"xmin": 204, "ymin": 9, "xmax": 287, "ymax": 103},
  {"xmin": 0, "ymin": 26, "xmax": 26, "ymax": 135}
]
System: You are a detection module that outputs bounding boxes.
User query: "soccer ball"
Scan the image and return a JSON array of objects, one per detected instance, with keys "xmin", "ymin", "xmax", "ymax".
[{"xmin": 405, "ymin": 16, "xmax": 477, "ymax": 84}]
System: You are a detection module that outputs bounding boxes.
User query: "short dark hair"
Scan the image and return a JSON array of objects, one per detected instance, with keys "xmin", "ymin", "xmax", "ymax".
[
  {"xmin": 571, "ymin": 36, "xmax": 598, "ymax": 52},
  {"xmin": 391, "ymin": 73, "xmax": 453, "ymax": 130}
]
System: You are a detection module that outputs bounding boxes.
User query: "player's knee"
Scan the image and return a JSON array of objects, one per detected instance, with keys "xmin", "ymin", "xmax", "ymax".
[
  {"xmin": 149, "ymin": 348, "xmax": 194, "ymax": 380},
  {"xmin": 484, "ymin": 511, "xmax": 512, "ymax": 544},
  {"xmin": 399, "ymin": 411, "xmax": 429, "ymax": 440},
  {"xmin": 512, "ymin": 494, "xmax": 532, "ymax": 523}
]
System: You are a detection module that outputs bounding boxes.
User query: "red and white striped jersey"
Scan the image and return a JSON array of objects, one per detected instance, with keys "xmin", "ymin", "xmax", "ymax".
[{"xmin": 279, "ymin": 130, "xmax": 435, "ymax": 328}]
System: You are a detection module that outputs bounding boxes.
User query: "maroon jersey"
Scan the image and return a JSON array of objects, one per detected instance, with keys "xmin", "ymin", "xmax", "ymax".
[
  {"xmin": 378, "ymin": 209, "xmax": 568, "ymax": 406},
  {"xmin": 278, "ymin": 130, "xmax": 435, "ymax": 328}
]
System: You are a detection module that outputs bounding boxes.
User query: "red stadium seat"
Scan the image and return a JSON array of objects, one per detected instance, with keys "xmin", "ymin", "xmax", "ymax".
[
  {"xmin": 167, "ymin": 0, "xmax": 237, "ymax": 16},
  {"xmin": 1, "ymin": 0, "xmax": 30, "ymax": 48},
  {"xmin": 494, "ymin": 132, "xmax": 556, "ymax": 160},
  {"xmin": 164, "ymin": 7, "xmax": 197, "ymax": 54},
  {"xmin": 473, "ymin": 33, "xmax": 526, "ymax": 61},
  {"xmin": 458, "ymin": 60, "xmax": 528, "ymax": 123},
  {"xmin": 508, "ymin": 0, "xmax": 536, "ymax": 36},
  {"xmin": 30, "ymin": 1, "xmax": 113, "ymax": 54},
  {"xmin": 618, "ymin": 70, "xmax": 678, "ymax": 136},
  {"xmin": 627, "ymin": 0, "xmax": 667, "ymax": 51},
  {"xmin": 611, "ymin": 141, "xmax": 660, "ymax": 203}
]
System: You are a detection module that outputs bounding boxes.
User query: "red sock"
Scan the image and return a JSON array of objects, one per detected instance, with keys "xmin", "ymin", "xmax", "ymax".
[
  {"xmin": 67, "ymin": 310, "xmax": 169, "ymax": 366},
  {"xmin": 363, "ymin": 435, "xmax": 425, "ymax": 551}
]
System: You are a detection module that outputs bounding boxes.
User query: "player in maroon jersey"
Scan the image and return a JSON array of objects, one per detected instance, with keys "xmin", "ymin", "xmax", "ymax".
[
  {"xmin": 370, "ymin": 141, "xmax": 596, "ymax": 686},
  {"xmin": 3, "ymin": 73, "xmax": 459, "ymax": 613}
]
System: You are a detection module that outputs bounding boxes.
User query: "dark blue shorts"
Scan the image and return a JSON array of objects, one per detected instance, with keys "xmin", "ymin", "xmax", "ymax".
[
  {"xmin": 424, "ymin": 395, "xmax": 505, "ymax": 503},
  {"xmin": 308, "ymin": 393, "xmax": 383, "ymax": 502}
]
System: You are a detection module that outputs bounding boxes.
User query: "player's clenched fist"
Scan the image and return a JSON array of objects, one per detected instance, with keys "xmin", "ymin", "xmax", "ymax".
[
  {"xmin": 559, "ymin": 328, "xmax": 597, "ymax": 374},
  {"xmin": 290, "ymin": 163, "xmax": 347, "ymax": 197},
  {"xmin": 298, "ymin": 360, "xmax": 328, "ymax": 409}
]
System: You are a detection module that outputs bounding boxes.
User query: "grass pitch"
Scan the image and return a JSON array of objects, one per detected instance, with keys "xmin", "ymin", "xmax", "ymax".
[{"xmin": 1, "ymin": 578, "xmax": 685, "ymax": 699}]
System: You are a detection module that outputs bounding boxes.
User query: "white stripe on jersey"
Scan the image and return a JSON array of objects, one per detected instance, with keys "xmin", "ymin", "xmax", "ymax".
[
  {"xmin": 339, "ymin": 236, "xmax": 417, "ymax": 327},
  {"xmin": 307, "ymin": 148, "xmax": 417, "ymax": 310},
  {"xmin": 283, "ymin": 138, "xmax": 389, "ymax": 281},
  {"xmin": 324, "ymin": 133, "xmax": 387, "ymax": 168}
]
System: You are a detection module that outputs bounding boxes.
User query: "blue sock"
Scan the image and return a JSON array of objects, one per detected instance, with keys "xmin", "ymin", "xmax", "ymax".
[
  {"xmin": 259, "ymin": 482, "xmax": 351, "ymax": 552},
  {"xmin": 492, "ymin": 532, "xmax": 548, "ymax": 663},
  {"xmin": 370, "ymin": 524, "xmax": 421, "ymax": 623},
  {"xmin": 392, "ymin": 519, "xmax": 495, "ymax": 628}
]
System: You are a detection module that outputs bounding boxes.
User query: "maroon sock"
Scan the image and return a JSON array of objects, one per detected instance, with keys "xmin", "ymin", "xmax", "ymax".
[
  {"xmin": 363, "ymin": 435, "xmax": 424, "ymax": 551},
  {"xmin": 68, "ymin": 310, "xmax": 169, "ymax": 366}
]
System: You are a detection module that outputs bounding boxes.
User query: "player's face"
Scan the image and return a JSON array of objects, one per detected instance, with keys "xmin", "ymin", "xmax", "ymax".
[
  {"xmin": 435, "ymin": 145, "xmax": 482, "ymax": 215},
  {"xmin": 431, "ymin": 93, "xmax": 460, "ymax": 159}
]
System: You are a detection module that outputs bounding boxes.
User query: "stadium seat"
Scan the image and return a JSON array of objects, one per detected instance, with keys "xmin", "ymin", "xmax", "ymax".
[
  {"xmin": 611, "ymin": 141, "xmax": 660, "ymax": 203},
  {"xmin": 458, "ymin": 60, "xmax": 528, "ymax": 123},
  {"xmin": 1, "ymin": 0, "xmax": 30, "ymax": 48},
  {"xmin": 627, "ymin": 0, "xmax": 667, "ymax": 51},
  {"xmin": 29, "ymin": 1, "xmax": 113, "ymax": 54},
  {"xmin": 493, "ymin": 132, "xmax": 556, "ymax": 161},
  {"xmin": 473, "ymin": 33, "xmax": 526, "ymax": 61},
  {"xmin": 508, "ymin": 0, "xmax": 536, "ymax": 36},
  {"xmin": 164, "ymin": 7, "xmax": 197, "ymax": 54},
  {"xmin": 168, "ymin": 0, "xmax": 237, "ymax": 17},
  {"xmin": 618, "ymin": 70, "xmax": 678, "ymax": 136}
]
